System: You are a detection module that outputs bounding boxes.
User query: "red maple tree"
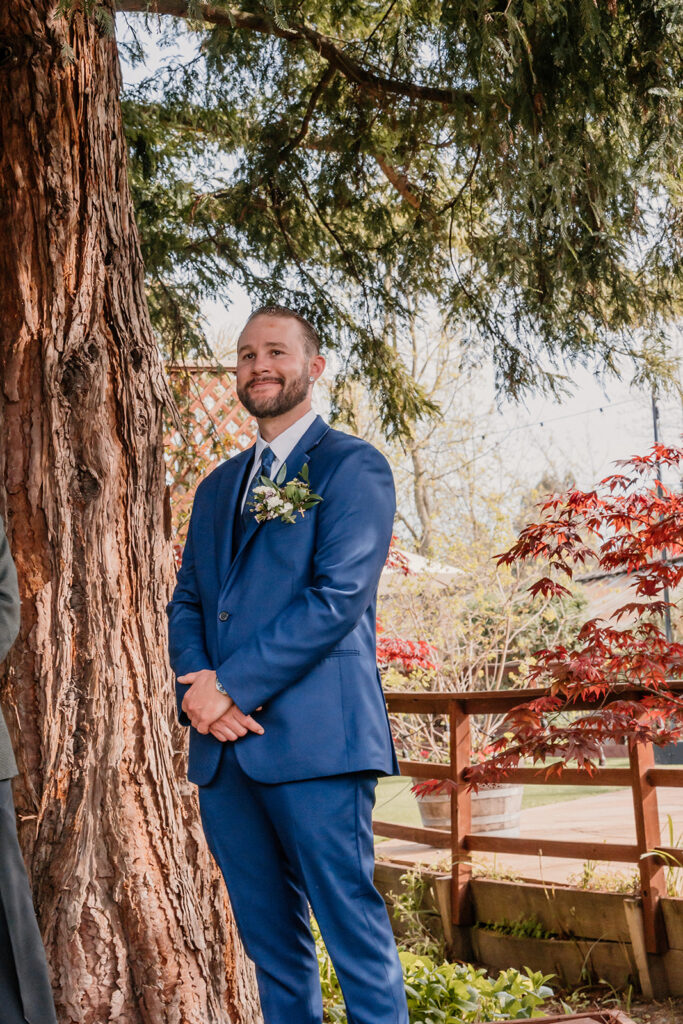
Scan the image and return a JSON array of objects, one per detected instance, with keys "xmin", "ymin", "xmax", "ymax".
[{"xmin": 466, "ymin": 442, "xmax": 683, "ymax": 786}]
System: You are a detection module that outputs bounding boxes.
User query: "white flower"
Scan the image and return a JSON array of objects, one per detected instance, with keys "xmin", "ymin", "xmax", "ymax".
[{"xmin": 249, "ymin": 463, "xmax": 323, "ymax": 525}]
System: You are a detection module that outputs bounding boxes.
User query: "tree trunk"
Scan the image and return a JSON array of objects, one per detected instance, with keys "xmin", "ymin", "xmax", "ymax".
[
  {"xmin": 410, "ymin": 445, "xmax": 433, "ymax": 557},
  {"xmin": 0, "ymin": 4, "xmax": 260, "ymax": 1022}
]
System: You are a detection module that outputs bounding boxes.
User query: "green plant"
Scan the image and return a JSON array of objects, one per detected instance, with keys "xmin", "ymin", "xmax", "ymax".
[
  {"xmin": 558, "ymin": 978, "xmax": 635, "ymax": 1011},
  {"xmin": 641, "ymin": 813, "xmax": 683, "ymax": 898},
  {"xmin": 312, "ymin": 917, "xmax": 347, "ymax": 1023},
  {"xmin": 314, "ymin": 923, "xmax": 555, "ymax": 1024},
  {"xmin": 472, "ymin": 858, "xmax": 524, "ymax": 884},
  {"xmin": 484, "ymin": 916, "xmax": 557, "ymax": 940},
  {"xmin": 567, "ymin": 860, "xmax": 640, "ymax": 895},
  {"xmin": 399, "ymin": 954, "xmax": 554, "ymax": 1023},
  {"xmin": 389, "ymin": 870, "xmax": 445, "ymax": 960}
]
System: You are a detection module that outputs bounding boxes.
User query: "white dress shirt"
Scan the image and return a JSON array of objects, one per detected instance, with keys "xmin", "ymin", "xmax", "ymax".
[{"xmin": 240, "ymin": 408, "xmax": 319, "ymax": 513}]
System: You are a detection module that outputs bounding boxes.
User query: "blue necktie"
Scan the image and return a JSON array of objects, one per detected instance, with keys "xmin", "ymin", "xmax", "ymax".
[{"xmin": 236, "ymin": 446, "xmax": 276, "ymax": 546}]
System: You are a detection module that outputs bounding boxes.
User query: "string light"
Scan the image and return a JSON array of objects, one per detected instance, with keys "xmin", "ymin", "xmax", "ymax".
[{"xmin": 445, "ymin": 398, "xmax": 634, "ymax": 448}]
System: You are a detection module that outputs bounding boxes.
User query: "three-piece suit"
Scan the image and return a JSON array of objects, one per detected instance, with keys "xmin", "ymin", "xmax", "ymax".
[{"xmin": 167, "ymin": 413, "xmax": 409, "ymax": 1024}]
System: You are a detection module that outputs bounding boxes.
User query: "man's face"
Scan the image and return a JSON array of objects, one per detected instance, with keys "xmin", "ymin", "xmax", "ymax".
[{"xmin": 236, "ymin": 315, "xmax": 312, "ymax": 419}]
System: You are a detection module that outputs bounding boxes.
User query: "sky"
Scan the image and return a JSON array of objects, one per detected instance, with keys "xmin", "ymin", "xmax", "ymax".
[
  {"xmin": 204, "ymin": 289, "xmax": 683, "ymax": 494},
  {"xmin": 116, "ymin": 13, "xmax": 683, "ymax": 495}
]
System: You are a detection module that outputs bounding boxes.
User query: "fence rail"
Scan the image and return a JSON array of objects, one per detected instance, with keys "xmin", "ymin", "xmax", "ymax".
[{"xmin": 374, "ymin": 682, "xmax": 683, "ymax": 955}]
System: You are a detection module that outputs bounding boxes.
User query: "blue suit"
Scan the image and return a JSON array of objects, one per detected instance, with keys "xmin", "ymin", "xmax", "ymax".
[{"xmin": 167, "ymin": 414, "xmax": 408, "ymax": 1024}]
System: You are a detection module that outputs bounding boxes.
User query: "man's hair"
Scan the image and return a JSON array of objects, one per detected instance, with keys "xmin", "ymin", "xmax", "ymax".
[{"xmin": 243, "ymin": 305, "xmax": 321, "ymax": 359}]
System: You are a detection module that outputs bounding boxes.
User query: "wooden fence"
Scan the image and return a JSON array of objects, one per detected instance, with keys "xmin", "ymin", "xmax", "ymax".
[
  {"xmin": 164, "ymin": 363, "xmax": 257, "ymax": 542},
  {"xmin": 374, "ymin": 683, "xmax": 683, "ymax": 956}
]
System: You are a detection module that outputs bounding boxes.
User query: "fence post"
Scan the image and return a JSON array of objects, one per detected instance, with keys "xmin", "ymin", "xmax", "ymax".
[
  {"xmin": 630, "ymin": 738, "xmax": 667, "ymax": 954},
  {"xmin": 450, "ymin": 699, "xmax": 472, "ymax": 925}
]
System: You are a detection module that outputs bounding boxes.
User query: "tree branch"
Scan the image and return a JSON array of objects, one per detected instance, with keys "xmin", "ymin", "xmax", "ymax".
[
  {"xmin": 124, "ymin": 97, "xmax": 442, "ymax": 216},
  {"xmin": 115, "ymin": 0, "xmax": 476, "ymax": 109},
  {"xmin": 278, "ymin": 65, "xmax": 336, "ymax": 161},
  {"xmin": 374, "ymin": 155, "xmax": 421, "ymax": 211}
]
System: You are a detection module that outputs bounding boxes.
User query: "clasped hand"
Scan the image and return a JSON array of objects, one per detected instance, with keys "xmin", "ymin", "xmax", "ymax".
[{"xmin": 179, "ymin": 669, "xmax": 264, "ymax": 742}]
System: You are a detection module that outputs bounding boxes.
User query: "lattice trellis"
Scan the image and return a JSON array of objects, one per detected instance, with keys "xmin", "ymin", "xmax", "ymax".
[{"xmin": 163, "ymin": 363, "xmax": 257, "ymax": 544}]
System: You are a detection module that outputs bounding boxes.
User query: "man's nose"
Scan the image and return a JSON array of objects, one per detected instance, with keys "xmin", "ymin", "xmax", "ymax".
[{"xmin": 250, "ymin": 352, "xmax": 274, "ymax": 374}]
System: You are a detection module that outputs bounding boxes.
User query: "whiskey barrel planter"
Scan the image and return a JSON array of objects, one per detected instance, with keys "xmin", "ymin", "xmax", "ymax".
[
  {"xmin": 471, "ymin": 784, "xmax": 524, "ymax": 837},
  {"xmin": 412, "ymin": 781, "xmax": 523, "ymax": 836}
]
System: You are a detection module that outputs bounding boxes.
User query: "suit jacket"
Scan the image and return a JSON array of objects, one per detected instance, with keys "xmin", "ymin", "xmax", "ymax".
[
  {"xmin": 166, "ymin": 414, "xmax": 400, "ymax": 786},
  {"xmin": 0, "ymin": 516, "xmax": 19, "ymax": 781}
]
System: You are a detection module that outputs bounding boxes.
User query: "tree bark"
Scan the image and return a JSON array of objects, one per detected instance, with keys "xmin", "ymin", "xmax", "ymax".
[{"xmin": 0, "ymin": 3, "xmax": 260, "ymax": 1022}]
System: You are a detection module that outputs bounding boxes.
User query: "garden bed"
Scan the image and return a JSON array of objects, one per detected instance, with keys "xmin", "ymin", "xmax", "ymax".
[
  {"xmin": 472, "ymin": 927, "xmax": 635, "ymax": 990},
  {"xmin": 374, "ymin": 860, "xmax": 683, "ymax": 996}
]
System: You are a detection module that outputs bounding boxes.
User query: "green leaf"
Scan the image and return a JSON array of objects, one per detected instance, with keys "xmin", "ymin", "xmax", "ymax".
[{"xmin": 275, "ymin": 463, "xmax": 287, "ymax": 486}]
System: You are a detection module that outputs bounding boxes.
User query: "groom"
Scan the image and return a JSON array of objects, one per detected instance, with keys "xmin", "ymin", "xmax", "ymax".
[{"xmin": 167, "ymin": 306, "xmax": 409, "ymax": 1024}]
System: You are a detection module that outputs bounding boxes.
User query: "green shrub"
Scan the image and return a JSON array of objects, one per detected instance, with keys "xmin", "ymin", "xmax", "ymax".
[
  {"xmin": 314, "ymin": 917, "xmax": 554, "ymax": 1023},
  {"xmin": 399, "ymin": 953, "xmax": 554, "ymax": 1023}
]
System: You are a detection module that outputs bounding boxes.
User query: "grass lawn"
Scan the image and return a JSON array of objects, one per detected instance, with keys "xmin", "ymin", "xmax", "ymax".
[{"xmin": 373, "ymin": 759, "xmax": 630, "ymax": 827}]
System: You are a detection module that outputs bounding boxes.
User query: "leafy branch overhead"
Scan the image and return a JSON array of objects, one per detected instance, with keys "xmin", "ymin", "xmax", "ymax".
[{"xmin": 67, "ymin": 1, "xmax": 683, "ymax": 434}]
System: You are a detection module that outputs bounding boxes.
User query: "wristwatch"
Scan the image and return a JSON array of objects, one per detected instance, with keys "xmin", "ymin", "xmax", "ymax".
[{"xmin": 215, "ymin": 677, "xmax": 229, "ymax": 695}]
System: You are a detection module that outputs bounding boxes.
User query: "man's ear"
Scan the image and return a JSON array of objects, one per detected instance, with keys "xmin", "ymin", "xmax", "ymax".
[{"xmin": 309, "ymin": 354, "xmax": 326, "ymax": 382}]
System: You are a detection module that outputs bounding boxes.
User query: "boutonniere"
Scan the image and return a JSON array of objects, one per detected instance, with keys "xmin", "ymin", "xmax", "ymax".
[{"xmin": 250, "ymin": 462, "xmax": 323, "ymax": 524}]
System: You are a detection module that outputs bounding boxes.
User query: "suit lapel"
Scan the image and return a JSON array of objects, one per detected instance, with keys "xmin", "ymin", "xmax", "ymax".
[
  {"xmin": 214, "ymin": 446, "xmax": 255, "ymax": 586},
  {"xmin": 223, "ymin": 414, "xmax": 330, "ymax": 588}
]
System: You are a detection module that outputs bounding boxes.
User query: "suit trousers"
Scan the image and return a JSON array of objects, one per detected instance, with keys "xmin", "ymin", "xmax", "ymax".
[
  {"xmin": 0, "ymin": 780, "xmax": 58, "ymax": 1024},
  {"xmin": 197, "ymin": 745, "xmax": 408, "ymax": 1024}
]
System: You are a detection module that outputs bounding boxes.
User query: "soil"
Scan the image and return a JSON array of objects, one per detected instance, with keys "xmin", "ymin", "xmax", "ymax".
[
  {"xmin": 625, "ymin": 999, "xmax": 683, "ymax": 1023},
  {"xmin": 546, "ymin": 996, "xmax": 683, "ymax": 1023}
]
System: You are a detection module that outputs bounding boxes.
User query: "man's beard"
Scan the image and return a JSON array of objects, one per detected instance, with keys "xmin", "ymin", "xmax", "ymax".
[{"xmin": 237, "ymin": 365, "xmax": 310, "ymax": 418}]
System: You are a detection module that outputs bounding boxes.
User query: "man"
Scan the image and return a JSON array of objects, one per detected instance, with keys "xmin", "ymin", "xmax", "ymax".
[
  {"xmin": 167, "ymin": 306, "xmax": 408, "ymax": 1024},
  {"xmin": 0, "ymin": 514, "xmax": 58, "ymax": 1024}
]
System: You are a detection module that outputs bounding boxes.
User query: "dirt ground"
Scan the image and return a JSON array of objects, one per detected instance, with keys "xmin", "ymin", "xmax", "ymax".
[
  {"xmin": 546, "ymin": 996, "xmax": 683, "ymax": 1022},
  {"xmin": 610, "ymin": 999, "xmax": 679, "ymax": 1024},
  {"xmin": 619, "ymin": 999, "xmax": 683, "ymax": 1023}
]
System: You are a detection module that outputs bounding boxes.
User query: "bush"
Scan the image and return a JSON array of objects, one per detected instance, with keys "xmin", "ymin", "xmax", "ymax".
[
  {"xmin": 399, "ymin": 954, "xmax": 553, "ymax": 1023},
  {"xmin": 314, "ymin": 916, "xmax": 554, "ymax": 1023}
]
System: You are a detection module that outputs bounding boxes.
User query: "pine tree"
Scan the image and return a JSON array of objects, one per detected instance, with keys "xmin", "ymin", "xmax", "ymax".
[{"xmin": 116, "ymin": 0, "xmax": 683, "ymax": 433}]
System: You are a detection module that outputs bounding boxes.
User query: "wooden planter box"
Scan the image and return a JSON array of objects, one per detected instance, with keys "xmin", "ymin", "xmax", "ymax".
[
  {"xmin": 471, "ymin": 878, "xmax": 638, "ymax": 989},
  {"xmin": 471, "ymin": 878, "xmax": 633, "ymax": 942},
  {"xmin": 374, "ymin": 860, "xmax": 453, "ymax": 948},
  {"xmin": 374, "ymin": 861, "xmax": 683, "ymax": 995},
  {"xmin": 473, "ymin": 881, "xmax": 683, "ymax": 996},
  {"xmin": 662, "ymin": 897, "xmax": 683, "ymax": 996},
  {"xmin": 507, "ymin": 1014, "xmax": 634, "ymax": 1024},
  {"xmin": 472, "ymin": 927, "xmax": 635, "ymax": 989}
]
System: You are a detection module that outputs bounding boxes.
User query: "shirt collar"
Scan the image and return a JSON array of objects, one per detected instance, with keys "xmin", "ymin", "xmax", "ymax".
[{"xmin": 254, "ymin": 408, "xmax": 318, "ymax": 467}]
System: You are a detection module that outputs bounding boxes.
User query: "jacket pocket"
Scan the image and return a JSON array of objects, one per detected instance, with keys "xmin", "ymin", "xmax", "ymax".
[{"xmin": 323, "ymin": 649, "xmax": 360, "ymax": 659}]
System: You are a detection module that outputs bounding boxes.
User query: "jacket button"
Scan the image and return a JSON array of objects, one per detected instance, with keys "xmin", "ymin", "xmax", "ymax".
[{"xmin": 218, "ymin": 611, "xmax": 229, "ymax": 621}]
